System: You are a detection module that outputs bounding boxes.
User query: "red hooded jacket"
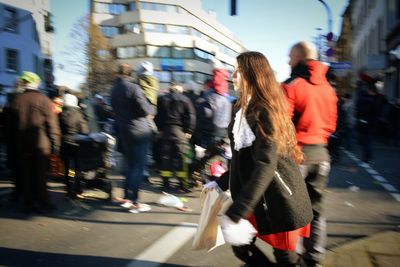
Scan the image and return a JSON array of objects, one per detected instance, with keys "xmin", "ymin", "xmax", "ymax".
[
  {"xmin": 282, "ymin": 60, "xmax": 337, "ymax": 145},
  {"xmin": 210, "ymin": 69, "xmax": 229, "ymax": 96}
]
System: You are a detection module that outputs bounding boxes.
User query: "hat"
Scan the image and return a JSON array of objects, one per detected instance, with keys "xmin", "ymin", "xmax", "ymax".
[
  {"xmin": 19, "ymin": 71, "xmax": 41, "ymax": 90},
  {"xmin": 63, "ymin": 93, "xmax": 79, "ymax": 108},
  {"xmin": 138, "ymin": 61, "xmax": 154, "ymax": 76}
]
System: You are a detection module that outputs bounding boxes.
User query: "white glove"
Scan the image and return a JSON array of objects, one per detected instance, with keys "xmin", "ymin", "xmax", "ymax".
[
  {"xmin": 219, "ymin": 215, "xmax": 257, "ymax": 246},
  {"xmin": 203, "ymin": 180, "xmax": 218, "ymax": 190}
]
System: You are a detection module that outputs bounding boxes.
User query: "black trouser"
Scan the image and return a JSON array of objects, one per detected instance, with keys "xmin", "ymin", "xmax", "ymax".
[
  {"xmin": 232, "ymin": 238, "xmax": 301, "ymax": 266},
  {"xmin": 159, "ymin": 126, "xmax": 191, "ymax": 189},
  {"xmin": 19, "ymin": 151, "xmax": 50, "ymax": 208},
  {"xmin": 61, "ymin": 144, "xmax": 82, "ymax": 197}
]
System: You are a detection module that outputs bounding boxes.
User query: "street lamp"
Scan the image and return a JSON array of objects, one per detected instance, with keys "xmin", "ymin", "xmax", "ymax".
[{"xmin": 317, "ymin": 0, "xmax": 333, "ymax": 34}]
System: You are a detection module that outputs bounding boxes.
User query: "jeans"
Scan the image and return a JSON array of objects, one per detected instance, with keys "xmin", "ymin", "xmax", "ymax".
[
  {"xmin": 297, "ymin": 160, "xmax": 330, "ymax": 263},
  {"xmin": 124, "ymin": 141, "xmax": 149, "ymax": 203}
]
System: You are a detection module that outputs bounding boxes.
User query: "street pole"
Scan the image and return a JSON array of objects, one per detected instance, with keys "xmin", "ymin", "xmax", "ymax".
[{"xmin": 317, "ymin": 0, "xmax": 333, "ymax": 34}]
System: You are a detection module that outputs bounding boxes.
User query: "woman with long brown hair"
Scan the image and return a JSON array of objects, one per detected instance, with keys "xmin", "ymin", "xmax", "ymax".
[{"xmin": 205, "ymin": 51, "xmax": 313, "ymax": 266}]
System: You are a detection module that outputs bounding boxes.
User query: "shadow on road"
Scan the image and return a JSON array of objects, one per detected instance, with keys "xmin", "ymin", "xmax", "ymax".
[{"xmin": 0, "ymin": 247, "xmax": 130, "ymax": 267}]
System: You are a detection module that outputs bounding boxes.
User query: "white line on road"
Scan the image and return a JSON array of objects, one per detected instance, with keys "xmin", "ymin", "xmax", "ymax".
[
  {"xmin": 373, "ymin": 175, "xmax": 388, "ymax": 183},
  {"xmin": 381, "ymin": 183, "xmax": 399, "ymax": 193},
  {"xmin": 126, "ymin": 222, "xmax": 198, "ymax": 267},
  {"xmin": 390, "ymin": 193, "xmax": 400, "ymax": 202},
  {"xmin": 343, "ymin": 150, "xmax": 400, "ymax": 202},
  {"xmin": 366, "ymin": 168, "xmax": 378, "ymax": 175}
]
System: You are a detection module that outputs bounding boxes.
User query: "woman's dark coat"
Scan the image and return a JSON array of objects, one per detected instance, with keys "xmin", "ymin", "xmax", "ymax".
[{"xmin": 217, "ymin": 108, "xmax": 313, "ymax": 235}]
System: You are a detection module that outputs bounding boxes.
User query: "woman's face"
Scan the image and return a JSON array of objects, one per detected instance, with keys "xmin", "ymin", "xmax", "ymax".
[{"xmin": 232, "ymin": 61, "xmax": 242, "ymax": 91}]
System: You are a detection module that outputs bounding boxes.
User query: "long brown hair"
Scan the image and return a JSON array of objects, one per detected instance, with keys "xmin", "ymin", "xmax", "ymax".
[{"xmin": 236, "ymin": 51, "xmax": 303, "ymax": 163}]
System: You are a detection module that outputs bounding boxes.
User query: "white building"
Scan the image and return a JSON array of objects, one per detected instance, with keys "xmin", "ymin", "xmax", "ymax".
[
  {"xmin": 91, "ymin": 0, "xmax": 247, "ymax": 92},
  {"xmin": 351, "ymin": 0, "xmax": 387, "ymax": 85},
  {"xmin": 0, "ymin": 0, "xmax": 54, "ymax": 97}
]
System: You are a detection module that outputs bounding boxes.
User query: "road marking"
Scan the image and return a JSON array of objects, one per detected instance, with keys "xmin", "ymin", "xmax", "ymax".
[
  {"xmin": 126, "ymin": 222, "xmax": 197, "ymax": 267},
  {"xmin": 343, "ymin": 150, "xmax": 400, "ymax": 202},
  {"xmin": 381, "ymin": 183, "xmax": 399, "ymax": 193},
  {"xmin": 366, "ymin": 168, "xmax": 378, "ymax": 175},
  {"xmin": 390, "ymin": 193, "xmax": 400, "ymax": 202},
  {"xmin": 373, "ymin": 175, "xmax": 388, "ymax": 183}
]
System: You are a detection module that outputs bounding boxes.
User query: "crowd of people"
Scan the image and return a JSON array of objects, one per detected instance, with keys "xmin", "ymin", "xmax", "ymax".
[{"xmin": 1, "ymin": 39, "xmax": 399, "ymax": 267}]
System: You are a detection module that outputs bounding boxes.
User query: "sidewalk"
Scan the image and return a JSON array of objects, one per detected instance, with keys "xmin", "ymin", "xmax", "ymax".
[{"xmin": 324, "ymin": 231, "xmax": 400, "ymax": 267}]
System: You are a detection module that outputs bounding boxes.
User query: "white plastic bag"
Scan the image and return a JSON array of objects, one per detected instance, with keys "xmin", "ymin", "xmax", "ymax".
[{"xmin": 157, "ymin": 192, "xmax": 184, "ymax": 209}]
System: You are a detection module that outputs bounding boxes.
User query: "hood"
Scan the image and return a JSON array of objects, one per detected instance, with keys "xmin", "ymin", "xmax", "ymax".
[
  {"xmin": 305, "ymin": 60, "xmax": 329, "ymax": 85},
  {"xmin": 210, "ymin": 69, "xmax": 229, "ymax": 96},
  {"xmin": 291, "ymin": 60, "xmax": 329, "ymax": 85}
]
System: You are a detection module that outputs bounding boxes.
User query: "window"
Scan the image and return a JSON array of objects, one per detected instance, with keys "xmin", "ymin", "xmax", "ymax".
[
  {"xmin": 172, "ymin": 47, "xmax": 193, "ymax": 59},
  {"xmin": 110, "ymin": 3, "xmax": 126, "ymax": 14},
  {"xmin": 94, "ymin": 3, "xmax": 108, "ymax": 13},
  {"xmin": 172, "ymin": 72, "xmax": 193, "ymax": 83},
  {"xmin": 136, "ymin": 46, "xmax": 146, "ymax": 56},
  {"xmin": 117, "ymin": 47, "xmax": 135, "ymax": 58},
  {"xmin": 33, "ymin": 54, "xmax": 40, "ymax": 74},
  {"xmin": 94, "ymin": 3, "xmax": 126, "ymax": 14},
  {"xmin": 129, "ymin": 2, "xmax": 136, "ymax": 11},
  {"xmin": 167, "ymin": 25, "xmax": 189, "ymax": 34},
  {"xmin": 147, "ymin": 46, "xmax": 170, "ymax": 57},
  {"xmin": 100, "ymin": 26, "xmax": 119, "ymax": 38},
  {"xmin": 194, "ymin": 72, "xmax": 211, "ymax": 84},
  {"xmin": 5, "ymin": 49, "xmax": 18, "ymax": 72},
  {"xmin": 194, "ymin": 48, "xmax": 214, "ymax": 61},
  {"xmin": 141, "ymin": 2, "xmax": 167, "ymax": 11},
  {"xmin": 4, "ymin": 8, "xmax": 18, "ymax": 32},
  {"xmin": 44, "ymin": 12, "xmax": 54, "ymax": 32},
  {"xmin": 143, "ymin": 23, "xmax": 165, "ymax": 33},
  {"xmin": 124, "ymin": 23, "xmax": 140, "ymax": 34},
  {"xmin": 154, "ymin": 71, "xmax": 172, "ymax": 82}
]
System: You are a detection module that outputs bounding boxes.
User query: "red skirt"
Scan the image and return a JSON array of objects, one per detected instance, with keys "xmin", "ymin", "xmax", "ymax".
[{"xmin": 248, "ymin": 214, "xmax": 310, "ymax": 251}]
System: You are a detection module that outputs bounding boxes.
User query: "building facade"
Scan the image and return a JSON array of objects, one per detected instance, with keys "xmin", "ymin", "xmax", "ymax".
[
  {"xmin": 0, "ymin": 0, "xmax": 54, "ymax": 97},
  {"xmin": 90, "ymin": 0, "xmax": 247, "ymax": 92},
  {"xmin": 351, "ymin": 0, "xmax": 387, "ymax": 86},
  {"xmin": 385, "ymin": 0, "xmax": 400, "ymax": 100},
  {"xmin": 335, "ymin": 2, "xmax": 352, "ymax": 95}
]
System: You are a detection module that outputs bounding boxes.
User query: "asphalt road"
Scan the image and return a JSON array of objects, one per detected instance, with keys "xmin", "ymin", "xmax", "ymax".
[{"xmin": 0, "ymin": 143, "xmax": 399, "ymax": 267}]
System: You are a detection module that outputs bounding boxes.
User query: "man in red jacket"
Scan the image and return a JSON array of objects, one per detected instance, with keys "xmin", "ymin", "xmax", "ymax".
[{"xmin": 282, "ymin": 41, "xmax": 338, "ymax": 267}]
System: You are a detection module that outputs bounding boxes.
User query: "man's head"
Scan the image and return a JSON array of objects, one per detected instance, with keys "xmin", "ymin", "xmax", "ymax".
[
  {"xmin": 289, "ymin": 41, "xmax": 318, "ymax": 68},
  {"xmin": 19, "ymin": 71, "xmax": 41, "ymax": 90},
  {"xmin": 169, "ymin": 83, "xmax": 184, "ymax": 93},
  {"xmin": 118, "ymin": 63, "xmax": 132, "ymax": 76}
]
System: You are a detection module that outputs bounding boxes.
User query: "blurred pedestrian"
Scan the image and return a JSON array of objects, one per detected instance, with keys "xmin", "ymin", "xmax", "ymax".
[
  {"xmin": 111, "ymin": 64, "xmax": 154, "ymax": 213},
  {"xmin": 137, "ymin": 61, "xmax": 160, "ymax": 182},
  {"xmin": 355, "ymin": 83, "xmax": 381, "ymax": 163},
  {"xmin": 388, "ymin": 98, "xmax": 400, "ymax": 146},
  {"xmin": 341, "ymin": 93, "xmax": 355, "ymax": 150},
  {"xmin": 9, "ymin": 71, "xmax": 61, "ymax": 212},
  {"xmin": 282, "ymin": 41, "xmax": 338, "ymax": 267},
  {"xmin": 206, "ymin": 51, "xmax": 313, "ymax": 267},
  {"xmin": 155, "ymin": 84, "xmax": 196, "ymax": 191},
  {"xmin": 191, "ymin": 79, "xmax": 214, "ymax": 148},
  {"xmin": 206, "ymin": 60, "xmax": 232, "ymax": 144},
  {"xmin": 59, "ymin": 92, "xmax": 89, "ymax": 198}
]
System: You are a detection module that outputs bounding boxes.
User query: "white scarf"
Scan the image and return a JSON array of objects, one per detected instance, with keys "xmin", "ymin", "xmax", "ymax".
[{"xmin": 232, "ymin": 107, "xmax": 256, "ymax": 151}]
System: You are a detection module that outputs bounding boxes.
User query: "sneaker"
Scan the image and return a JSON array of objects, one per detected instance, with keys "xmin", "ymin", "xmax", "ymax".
[
  {"xmin": 120, "ymin": 201, "xmax": 133, "ymax": 208},
  {"xmin": 129, "ymin": 203, "xmax": 151, "ymax": 213}
]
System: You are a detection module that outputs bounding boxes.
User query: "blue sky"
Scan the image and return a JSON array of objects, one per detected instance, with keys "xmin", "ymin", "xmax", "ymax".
[{"xmin": 51, "ymin": 0, "xmax": 348, "ymax": 89}]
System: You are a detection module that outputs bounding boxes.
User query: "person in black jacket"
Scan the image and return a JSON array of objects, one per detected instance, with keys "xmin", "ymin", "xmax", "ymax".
[
  {"xmin": 59, "ymin": 92, "xmax": 89, "ymax": 198},
  {"xmin": 155, "ymin": 84, "xmax": 196, "ymax": 191},
  {"xmin": 205, "ymin": 52, "xmax": 312, "ymax": 267}
]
